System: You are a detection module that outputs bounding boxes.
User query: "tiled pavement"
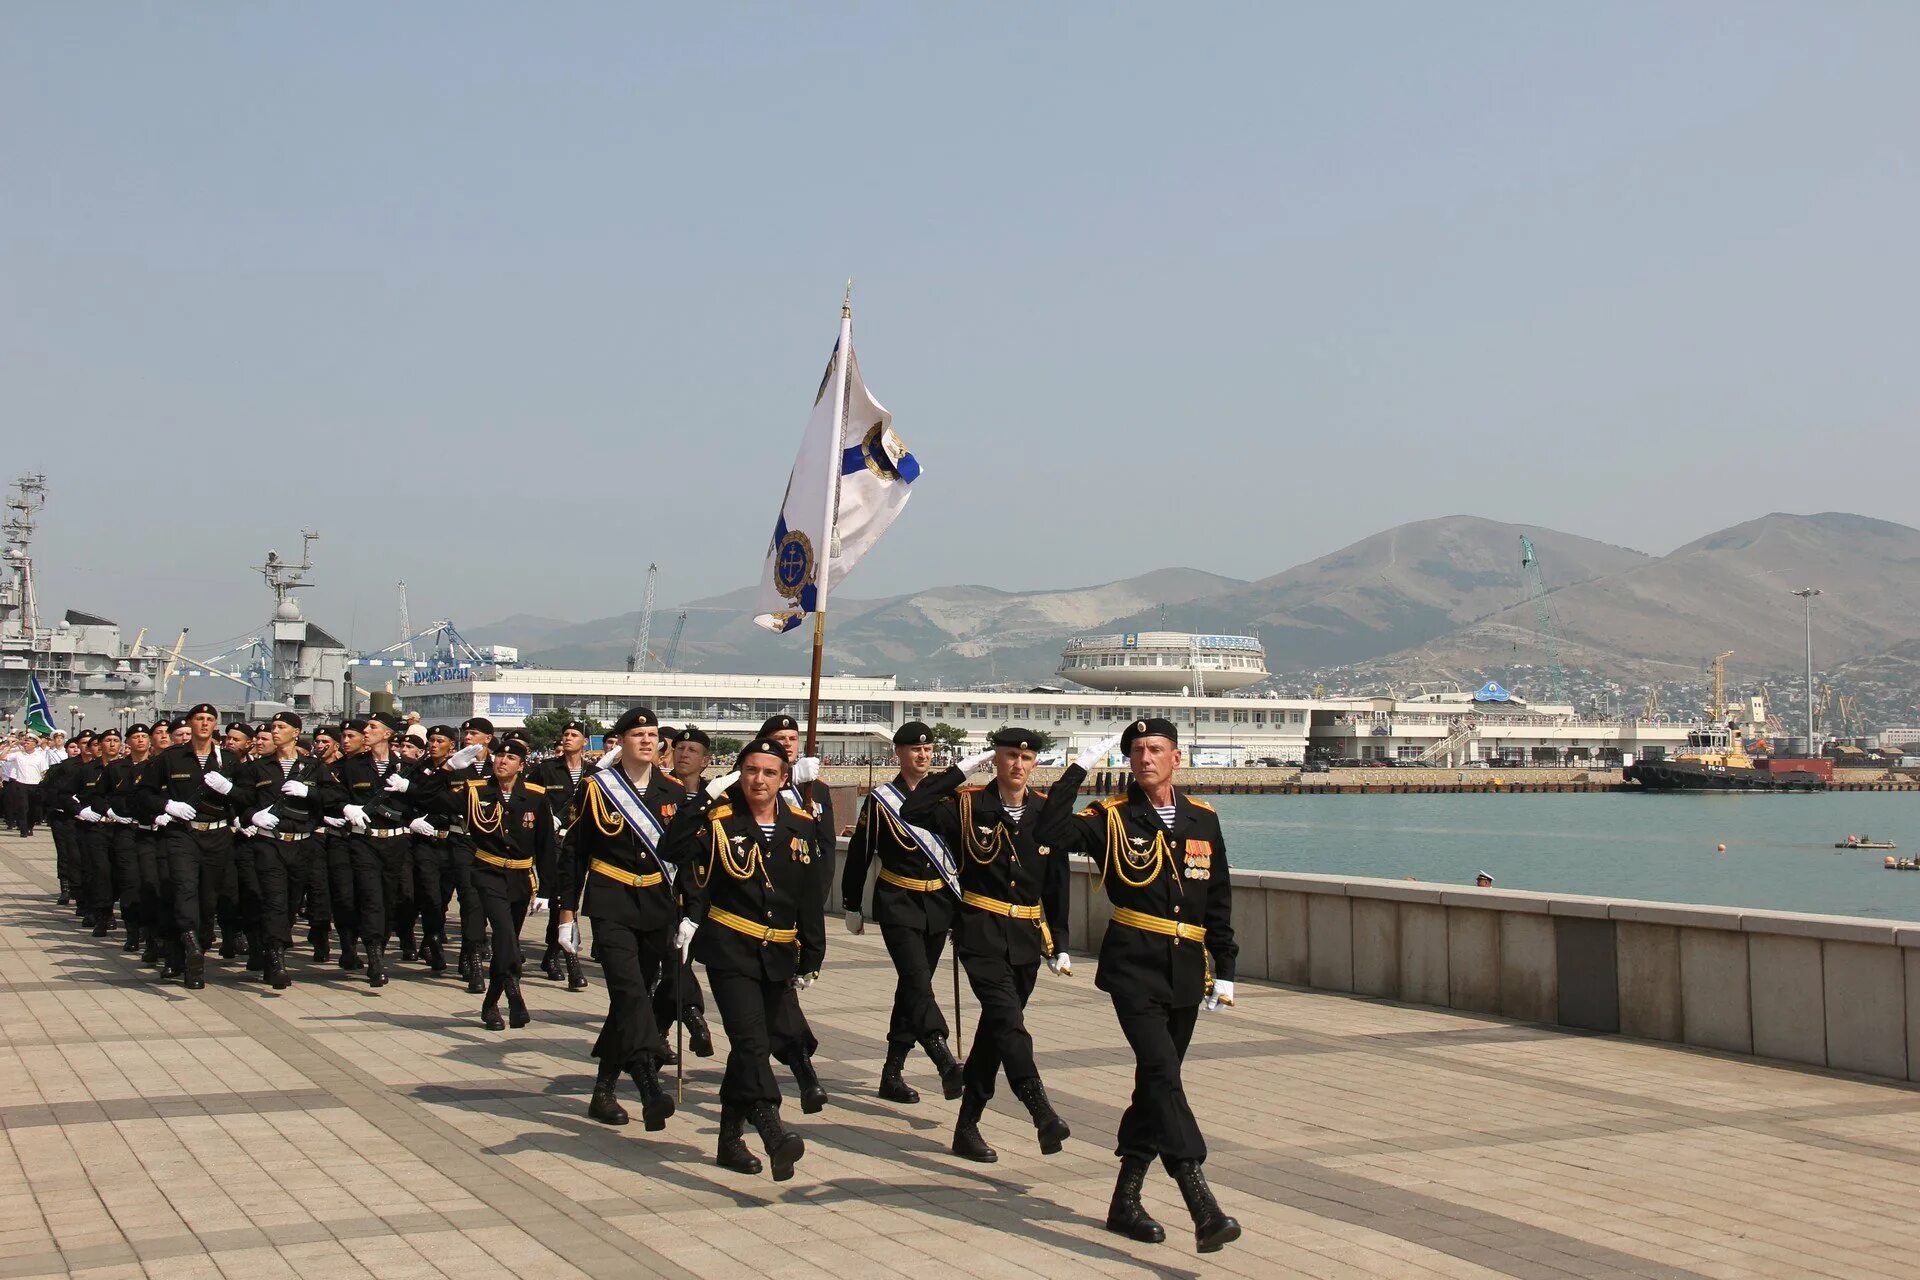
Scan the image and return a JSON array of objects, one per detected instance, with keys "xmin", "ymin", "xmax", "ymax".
[{"xmin": 6, "ymin": 829, "xmax": 1920, "ymax": 1280}]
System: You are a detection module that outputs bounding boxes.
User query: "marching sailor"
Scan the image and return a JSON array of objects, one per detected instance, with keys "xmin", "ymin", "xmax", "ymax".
[
  {"xmin": 71, "ymin": 728, "xmax": 116, "ymax": 937},
  {"xmin": 137, "ymin": 703, "xmax": 246, "ymax": 990},
  {"xmin": 306, "ymin": 726, "xmax": 353, "ymax": 966},
  {"xmin": 328, "ymin": 713, "xmax": 415, "ymax": 988},
  {"xmin": 1044, "ymin": 718, "xmax": 1241, "ymax": 1254},
  {"xmin": 650, "ymin": 726, "xmax": 715, "ymax": 1060},
  {"xmin": 662, "ymin": 736, "xmax": 826, "ymax": 1181},
  {"xmin": 528, "ymin": 720, "xmax": 591, "ymax": 990},
  {"xmin": 901, "ymin": 727, "xmax": 1075, "ymax": 1163},
  {"xmin": 443, "ymin": 737, "xmax": 549, "ymax": 1030},
  {"xmin": 443, "ymin": 718, "xmax": 496, "ymax": 993},
  {"xmin": 756, "ymin": 714, "xmax": 832, "ymax": 1113},
  {"xmin": 840, "ymin": 720, "xmax": 965, "ymax": 1103},
  {"xmin": 400, "ymin": 725, "xmax": 459, "ymax": 974},
  {"xmin": 553, "ymin": 708, "xmax": 682, "ymax": 1131},
  {"xmin": 242, "ymin": 712, "xmax": 333, "ymax": 990}
]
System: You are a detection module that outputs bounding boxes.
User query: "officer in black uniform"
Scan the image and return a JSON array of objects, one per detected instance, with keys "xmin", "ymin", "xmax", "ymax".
[
  {"xmin": 400, "ymin": 725, "xmax": 458, "ymax": 973},
  {"xmin": 901, "ymin": 726, "xmax": 1075, "ymax": 1163},
  {"xmin": 756, "ymin": 714, "xmax": 832, "ymax": 1112},
  {"xmin": 1044, "ymin": 718, "xmax": 1241, "ymax": 1254},
  {"xmin": 138, "ymin": 703, "xmax": 247, "ymax": 989},
  {"xmin": 553, "ymin": 707, "xmax": 682, "ymax": 1131},
  {"xmin": 662, "ymin": 736, "xmax": 827, "ymax": 1182},
  {"xmin": 103, "ymin": 724, "xmax": 159, "ymax": 954},
  {"xmin": 840, "ymin": 720, "xmax": 964, "ymax": 1103},
  {"xmin": 444, "ymin": 738, "xmax": 549, "ymax": 1030},
  {"xmin": 71, "ymin": 728, "xmax": 118, "ymax": 935},
  {"xmin": 329, "ymin": 711, "xmax": 415, "ymax": 988},
  {"xmin": 444, "ymin": 717, "xmax": 496, "ymax": 992},
  {"xmin": 527, "ymin": 720, "xmax": 591, "ymax": 989},
  {"xmin": 651, "ymin": 726, "xmax": 714, "ymax": 1060},
  {"xmin": 44, "ymin": 735, "xmax": 83, "ymax": 906},
  {"xmin": 241, "ymin": 711, "xmax": 334, "ymax": 990},
  {"xmin": 305, "ymin": 726, "xmax": 351, "ymax": 966}
]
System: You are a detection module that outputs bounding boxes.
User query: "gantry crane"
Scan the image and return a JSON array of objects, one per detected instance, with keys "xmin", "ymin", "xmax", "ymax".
[
  {"xmin": 1519, "ymin": 536, "xmax": 1567, "ymax": 704},
  {"xmin": 628, "ymin": 563, "xmax": 659, "ymax": 673}
]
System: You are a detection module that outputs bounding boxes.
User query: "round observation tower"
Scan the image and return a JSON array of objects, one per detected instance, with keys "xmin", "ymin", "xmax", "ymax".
[{"xmin": 1057, "ymin": 631, "xmax": 1268, "ymax": 693}]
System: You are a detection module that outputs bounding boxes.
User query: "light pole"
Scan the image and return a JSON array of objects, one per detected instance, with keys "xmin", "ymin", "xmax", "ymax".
[{"xmin": 1791, "ymin": 588, "xmax": 1821, "ymax": 753}]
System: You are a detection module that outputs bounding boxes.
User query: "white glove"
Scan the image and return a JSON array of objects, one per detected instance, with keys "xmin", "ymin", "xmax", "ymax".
[
  {"xmin": 596, "ymin": 745, "xmax": 621, "ymax": 770},
  {"xmin": 790, "ymin": 756, "xmax": 821, "ymax": 785},
  {"xmin": 77, "ymin": 806, "xmax": 99, "ymax": 823},
  {"xmin": 408, "ymin": 816, "xmax": 438, "ymax": 838},
  {"xmin": 530, "ymin": 897, "xmax": 549, "ymax": 914},
  {"xmin": 104, "ymin": 808, "xmax": 121, "ymax": 823},
  {"xmin": 556, "ymin": 918, "xmax": 581, "ymax": 956},
  {"xmin": 241, "ymin": 826, "xmax": 257, "ymax": 838},
  {"xmin": 1074, "ymin": 731, "xmax": 1126, "ymax": 773},
  {"xmin": 844, "ymin": 909, "xmax": 864, "ymax": 935},
  {"xmin": 956, "ymin": 748, "xmax": 993, "ymax": 774},
  {"xmin": 705, "ymin": 770, "xmax": 739, "ymax": 800},
  {"xmin": 1204, "ymin": 979, "xmax": 1235, "ymax": 1012},
  {"xmin": 552, "ymin": 814, "xmax": 563, "ymax": 832},
  {"xmin": 1048, "ymin": 951, "xmax": 1073, "ymax": 977},
  {"xmin": 280, "ymin": 778, "xmax": 309, "ymax": 798},
  {"xmin": 793, "ymin": 972, "xmax": 817, "ymax": 991},
  {"xmin": 203, "ymin": 771, "xmax": 233, "ymax": 796},
  {"xmin": 153, "ymin": 813, "xmax": 172, "ymax": 828},
  {"xmin": 252, "ymin": 809, "xmax": 280, "ymax": 831},
  {"xmin": 384, "ymin": 774, "xmax": 410, "ymax": 793},
  {"xmin": 164, "ymin": 800, "xmax": 197, "ymax": 822},
  {"xmin": 342, "ymin": 804, "xmax": 368, "ymax": 831},
  {"xmin": 673, "ymin": 918, "xmax": 697, "ymax": 958},
  {"xmin": 447, "ymin": 744, "xmax": 482, "ymax": 769},
  {"xmin": 324, "ymin": 816, "xmax": 346, "ymax": 829}
]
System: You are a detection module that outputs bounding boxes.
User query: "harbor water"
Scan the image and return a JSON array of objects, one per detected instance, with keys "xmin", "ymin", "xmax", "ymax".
[{"xmin": 1216, "ymin": 792, "xmax": 1920, "ymax": 921}]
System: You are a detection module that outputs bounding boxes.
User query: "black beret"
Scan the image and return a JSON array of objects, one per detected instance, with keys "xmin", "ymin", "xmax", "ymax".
[
  {"xmin": 460, "ymin": 717, "xmax": 493, "ymax": 736},
  {"xmin": 737, "ymin": 737, "xmax": 787, "ymax": 768},
  {"xmin": 187, "ymin": 703, "xmax": 219, "ymax": 718},
  {"xmin": 342, "ymin": 716, "xmax": 369, "ymax": 733},
  {"xmin": 1120, "ymin": 717, "xmax": 1179, "ymax": 753},
  {"xmin": 559, "ymin": 720, "xmax": 588, "ymax": 736},
  {"xmin": 757, "ymin": 714, "xmax": 799, "ymax": 736},
  {"xmin": 271, "ymin": 711, "xmax": 304, "ymax": 731},
  {"xmin": 894, "ymin": 721, "xmax": 934, "ymax": 746},
  {"xmin": 673, "ymin": 725, "xmax": 711, "ymax": 748},
  {"xmin": 312, "ymin": 725, "xmax": 341, "ymax": 743},
  {"xmin": 98, "ymin": 727, "xmax": 121, "ymax": 740},
  {"xmin": 127, "ymin": 723, "xmax": 151, "ymax": 736},
  {"xmin": 428, "ymin": 724, "xmax": 458, "ymax": 742},
  {"xmin": 367, "ymin": 711, "xmax": 401, "ymax": 734},
  {"xmin": 225, "ymin": 722, "xmax": 253, "ymax": 737},
  {"xmin": 495, "ymin": 738, "xmax": 529, "ymax": 760},
  {"xmin": 75, "ymin": 730, "xmax": 95, "ymax": 742},
  {"xmin": 609, "ymin": 707, "xmax": 658, "ymax": 737},
  {"xmin": 989, "ymin": 726, "xmax": 1041, "ymax": 751}
]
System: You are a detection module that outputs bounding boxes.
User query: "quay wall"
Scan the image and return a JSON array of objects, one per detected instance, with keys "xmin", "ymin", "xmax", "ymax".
[
  {"xmin": 822, "ymin": 766, "xmax": 1918, "ymax": 796},
  {"xmin": 1062, "ymin": 859, "xmax": 1920, "ymax": 1084}
]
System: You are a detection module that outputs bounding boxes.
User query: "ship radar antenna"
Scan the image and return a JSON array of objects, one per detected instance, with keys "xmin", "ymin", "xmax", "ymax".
[
  {"xmin": 3, "ymin": 474, "xmax": 48, "ymax": 642},
  {"xmin": 257, "ymin": 529, "xmax": 319, "ymax": 620}
]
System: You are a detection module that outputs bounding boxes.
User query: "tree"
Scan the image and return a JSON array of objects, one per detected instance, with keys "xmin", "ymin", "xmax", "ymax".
[
  {"xmin": 710, "ymin": 735, "xmax": 744, "ymax": 761},
  {"xmin": 929, "ymin": 722, "xmax": 970, "ymax": 751},
  {"xmin": 519, "ymin": 709, "xmax": 604, "ymax": 751}
]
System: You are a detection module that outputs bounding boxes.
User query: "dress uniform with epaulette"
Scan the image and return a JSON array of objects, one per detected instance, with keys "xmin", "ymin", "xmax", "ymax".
[
  {"xmin": 901, "ymin": 726, "xmax": 1076, "ymax": 1163},
  {"xmin": 527, "ymin": 721, "xmax": 591, "ymax": 990},
  {"xmin": 1045, "ymin": 717, "xmax": 1242, "ymax": 1254},
  {"xmin": 649, "ymin": 726, "xmax": 713, "ymax": 1060},
  {"xmin": 757, "ymin": 714, "xmax": 833, "ymax": 1113},
  {"xmin": 442, "ymin": 738, "xmax": 550, "ymax": 1031}
]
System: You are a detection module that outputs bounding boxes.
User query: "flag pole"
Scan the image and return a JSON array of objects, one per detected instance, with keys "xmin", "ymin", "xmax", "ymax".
[{"xmin": 802, "ymin": 282, "xmax": 855, "ymax": 782}]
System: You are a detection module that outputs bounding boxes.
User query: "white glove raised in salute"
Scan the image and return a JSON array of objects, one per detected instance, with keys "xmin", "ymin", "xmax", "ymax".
[
  {"xmin": 955, "ymin": 747, "xmax": 994, "ymax": 775},
  {"xmin": 790, "ymin": 756, "xmax": 821, "ymax": 785},
  {"xmin": 1048, "ymin": 951, "xmax": 1073, "ymax": 977},
  {"xmin": 164, "ymin": 799, "xmax": 198, "ymax": 823},
  {"xmin": 1074, "ymin": 730, "xmax": 1126, "ymax": 773},
  {"xmin": 203, "ymin": 771, "xmax": 233, "ymax": 796},
  {"xmin": 704, "ymin": 770, "xmax": 739, "ymax": 800},
  {"xmin": 384, "ymin": 773, "xmax": 410, "ymax": 793},
  {"xmin": 446, "ymin": 744, "xmax": 482, "ymax": 770},
  {"xmin": 595, "ymin": 745, "xmax": 621, "ymax": 771},
  {"xmin": 844, "ymin": 909, "xmax": 864, "ymax": 935},
  {"xmin": 280, "ymin": 778, "xmax": 309, "ymax": 798},
  {"xmin": 1204, "ymin": 979, "xmax": 1235, "ymax": 1012},
  {"xmin": 407, "ymin": 816, "xmax": 438, "ymax": 838},
  {"xmin": 252, "ymin": 808, "xmax": 281, "ymax": 831},
  {"xmin": 673, "ymin": 918, "xmax": 697, "ymax": 958}
]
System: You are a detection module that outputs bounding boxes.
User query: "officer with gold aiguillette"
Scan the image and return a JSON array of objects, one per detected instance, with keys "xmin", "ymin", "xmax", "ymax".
[{"xmin": 1044, "ymin": 717, "xmax": 1241, "ymax": 1255}]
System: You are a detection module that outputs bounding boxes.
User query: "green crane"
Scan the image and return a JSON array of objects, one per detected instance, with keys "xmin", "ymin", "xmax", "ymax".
[{"xmin": 1519, "ymin": 535, "xmax": 1567, "ymax": 704}]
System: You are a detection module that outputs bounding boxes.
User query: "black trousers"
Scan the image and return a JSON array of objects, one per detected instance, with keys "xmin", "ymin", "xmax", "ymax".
[
  {"xmin": 137, "ymin": 829, "xmax": 171, "ymax": 937},
  {"xmin": 442, "ymin": 840, "xmax": 484, "ymax": 953},
  {"xmin": 110, "ymin": 824, "xmax": 142, "ymax": 927},
  {"xmin": 255, "ymin": 836, "xmax": 312, "ymax": 947},
  {"xmin": 51, "ymin": 817, "xmax": 77, "ymax": 891},
  {"xmin": 1112, "ymin": 997, "xmax": 1205, "ymax": 1167},
  {"xmin": 349, "ymin": 833, "xmax": 410, "ymax": 945},
  {"xmin": 224, "ymin": 836, "xmax": 261, "ymax": 942},
  {"xmin": 590, "ymin": 918, "xmax": 669, "ymax": 1072},
  {"xmin": 9, "ymin": 782, "xmax": 39, "ymax": 835},
  {"xmin": 473, "ymin": 864, "xmax": 531, "ymax": 980},
  {"xmin": 322, "ymin": 833, "xmax": 357, "ymax": 937},
  {"xmin": 79, "ymin": 821, "xmax": 113, "ymax": 916},
  {"xmin": 708, "ymin": 967, "xmax": 787, "ymax": 1107},
  {"xmin": 651, "ymin": 947, "xmax": 707, "ymax": 1030},
  {"xmin": 880, "ymin": 922, "xmax": 950, "ymax": 1047},
  {"xmin": 770, "ymin": 984, "xmax": 818, "ymax": 1067},
  {"xmin": 302, "ymin": 833, "xmax": 334, "ymax": 929},
  {"xmin": 409, "ymin": 838, "xmax": 449, "ymax": 939},
  {"xmin": 165, "ymin": 826, "xmax": 234, "ymax": 943},
  {"xmin": 959, "ymin": 953, "xmax": 1040, "ymax": 1100}
]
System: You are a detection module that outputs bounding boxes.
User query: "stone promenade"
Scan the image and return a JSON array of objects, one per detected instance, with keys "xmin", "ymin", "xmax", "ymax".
[{"xmin": 5, "ymin": 829, "xmax": 1920, "ymax": 1279}]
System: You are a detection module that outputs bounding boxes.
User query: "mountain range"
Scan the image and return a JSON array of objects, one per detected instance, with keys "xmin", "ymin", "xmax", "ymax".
[{"xmin": 470, "ymin": 512, "xmax": 1920, "ymax": 708}]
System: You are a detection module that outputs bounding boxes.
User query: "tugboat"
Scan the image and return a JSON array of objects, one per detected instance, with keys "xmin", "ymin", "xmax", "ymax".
[{"xmin": 1624, "ymin": 652, "xmax": 1829, "ymax": 792}]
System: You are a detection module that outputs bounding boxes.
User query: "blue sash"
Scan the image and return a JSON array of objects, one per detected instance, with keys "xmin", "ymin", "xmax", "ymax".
[
  {"xmin": 871, "ymin": 782, "xmax": 961, "ymax": 897},
  {"xmin": 594, "ymin": 768, "xmax": 673, "ymax": 883}
]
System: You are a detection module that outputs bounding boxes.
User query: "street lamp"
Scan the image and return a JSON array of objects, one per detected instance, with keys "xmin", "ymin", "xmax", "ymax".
[
  {"xmin": 1791, "ymin": 588, "xmax": 1821, "ymax": 753},
  {"xmin": 67, "ymin": 705, "xmax": 82, "ymax": 736}
]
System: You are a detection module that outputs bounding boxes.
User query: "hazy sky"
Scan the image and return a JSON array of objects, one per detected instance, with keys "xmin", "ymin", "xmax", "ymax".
[{"xmin": 5, "ymin": 2, "xmax": 1917, "ymax": 657}]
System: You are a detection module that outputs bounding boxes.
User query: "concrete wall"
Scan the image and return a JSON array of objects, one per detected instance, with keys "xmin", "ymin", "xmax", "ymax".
[{"xmin": 1064, "ymin": 858, "xmax": 1920, "ymax": 1084}]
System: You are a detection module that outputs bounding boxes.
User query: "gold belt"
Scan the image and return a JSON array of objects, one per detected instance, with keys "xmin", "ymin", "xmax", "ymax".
[
  {"xmin": 1111, "ymin": 906, "xmax": 1206, "ymax": 943},
  {"xmin": 189, "ymin": 820, "xmax": 227, "ymax": 831},
  {"xmin": 267, "ymin": 831, "xmax": 312, "ymax": 843},
  {"xmin": 476, "ymin": 849, "xmax": 539, "ymax": 893},
  {"xmin": 590, "ymin": 857, "xmax": 662, "ymax": 889},
  {"xmin": 960, "ymin": 891, "xmax": 1055, "ymax": 956},
  {"xmin": 879, "ymin": 868, "xmax": 944, "ymax": 893},
  {"xmin": 707, "ymin": 906, "xmax": 798, "ymax": 945}
]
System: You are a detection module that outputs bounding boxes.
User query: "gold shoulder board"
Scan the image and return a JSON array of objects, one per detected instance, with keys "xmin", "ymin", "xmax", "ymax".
[
  {"xmin": 709, "ymin": 803, "xmax": 734, "ymax": 821},
  {"xmin": 1188, "ymin": 797, "xmax": 1216, "ymax": 812},
  {"xmin": 786, "ymin": 802, "xmax": 811, "ymax": 820},
  {"xmin": 523, "ymin": 781, "xmax": 547, "ymax": 795}
]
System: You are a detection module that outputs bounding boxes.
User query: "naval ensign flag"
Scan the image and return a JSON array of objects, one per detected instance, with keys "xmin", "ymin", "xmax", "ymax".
[{"xmin": 754, "ymin": 303, "xmax": 919, "ymax": 634}]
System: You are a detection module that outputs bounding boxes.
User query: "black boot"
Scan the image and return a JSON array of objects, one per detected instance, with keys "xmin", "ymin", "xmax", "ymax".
[
  {"xmin": 1012, "ymin": 1077, "xmax": 1070, "ymax": 1155},
  {"xmin": 218, "ymin": 930, "xmax": 238, "ymax": 959},
  {"xmin": 246, "ymin": 928, "xmax": 266, "ymax": 974},
  {"xmin": 424, "ymin": 933, "xmax": 446, "ymax": 973},
  {"xmin": 123, "ymin": 923, "xmax": 142, "ymax": 954},
  {"xmin": 685, "ymin": 1010, "xmax": 714, "ymax": 1058},
  {"xmin": 587, "ymin": 1060, "xmax": 628, "ymax": 1126},
  {"xmin": 1105, "ymin": 1155, "xmax": 1166, "ymax": 1244},
  {"xmin": 162, "ymin": 934, "xmax": 183, "ymax": 980},
  {"xmin": 91, "ymin": 909, "xmax": 111, "ymax": 938},
  {"xmin": 311, "ymin": 922, "xmax": 331, "ymax": 965},
  {"xmin": 921, "ymin": 1034, "xmax": 965, "ymax": 1101},
  {"xmin": 57, "ymin": 883, "xmax": 71, "ymax": 906},
  {"xmin": 479, "ymin": 939, "xmax": 492, "ymax": 967},
  {"xmin": 180, "ymin": 933, "xmax": 206, "ymax": 990},
  {"xmin": 659, "ymin": 1040, "xmax": 678, "ymax": 1068},
  {"xmin": 539, "ymin": 944, "xmax": 561, "ymax": 981},
  {"xmin": 747, "ymin": 1101, "xmax": 804, "ymax": 1181},
  {"xmin": 141, "ymin": 928, "xmax": 162, "ymax": 965},
  {"xmin": 878, "ymin": 1043, "xmax": 919, "ymax": 1104},
  {"xmin": 366, "ymin": 943, "xmax": 388, "ymax": 988},
  {"xmin": 505, "ymin": 974, "xmax": 530, "ymax": 1028},
  {"xmin": 399, "ymin": 927, "xmax": 417, "ymax": 963},
  {"xmin": 480, "ymin": 975, "xmax": 505, "ymax": 1031},
  {"xmin": 267, "ymin": 940, "xmax": 292, "ymax": 991},
  {"xmin": 339, "ymin": 931, "xmax": 363, "ymax": 972},
  {"xmin": 564, "ymin": 953, "xmax": 588, "ymax": 991},
  {"xmin": 632, "ymin": 1065, "xmax": 675, "ymax": 1131},
  {"xmin": 951, "ymin": 1089, "xmax": 998, "ymax": 1163},
  {"xmin": 462, "ymin": 947, "xmax": 484, "ymax": 994},
  {"xmin": 715, "ymin": 1102, "xmax": 761, "ymax": 1174},
  {"xmin": 789, "ymin": 1055, "xmax": 827, "ymax": 1114},
  {"xmin": 1171, "ymin": 1160, "xmax": 1241, "ymax": 1254}
]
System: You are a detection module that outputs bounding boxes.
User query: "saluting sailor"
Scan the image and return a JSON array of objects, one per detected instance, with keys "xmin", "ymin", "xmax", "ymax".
[
  {"xmin": 442, "ymin": 737, "xmax": 549, "ymax": 1031},
  {"xmin": 901, "ymin": 726, "xmax": 1076, "ymax": 1163},
  {"xmin": 651, "ymin": 726, "xmax": 715, "ymax": 1060},
  {"xmin": 1044, "ymin": 717, "xmax": 1242, "ymax": 1255},
  {"xmin": 840, "ymin": 720, "xmax": 965, "ymax": 1103},
  {"xmin": 527, "ymin": 719, "xmax": 592, "ymax": 990}
]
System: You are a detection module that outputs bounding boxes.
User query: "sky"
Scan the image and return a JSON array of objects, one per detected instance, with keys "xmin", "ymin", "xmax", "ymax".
[{"xmin": 4, "ymin": 2, "xmax": 1917, "ymax": 659}]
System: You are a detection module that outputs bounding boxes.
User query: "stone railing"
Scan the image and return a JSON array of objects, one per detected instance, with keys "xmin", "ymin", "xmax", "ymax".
[{"xmin": 1061, "ymin": 860, "xmax": 1920, "ymax": 1083}]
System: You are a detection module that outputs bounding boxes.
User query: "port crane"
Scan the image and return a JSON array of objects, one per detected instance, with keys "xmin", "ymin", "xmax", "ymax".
[
  {"xmin": 628, "ymin": 563, "xmax": 659, "ymax": 672},
  {"xmin": 1519, "ymin": 536, "xmax": 1567, "ymax": 705}
]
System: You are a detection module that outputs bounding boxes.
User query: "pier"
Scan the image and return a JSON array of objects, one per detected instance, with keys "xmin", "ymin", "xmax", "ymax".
[{"xmin": 7, "ymin": 828, "xmax": 1920, "ymax": 1278}]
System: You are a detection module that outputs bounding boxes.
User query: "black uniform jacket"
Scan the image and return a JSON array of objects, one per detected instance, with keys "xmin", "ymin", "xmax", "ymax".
[
  {"xmin": 100, "ymin": 755, "xmax": 145, "ymax": 823},
  {"xmin": 554, "ymin": 766, "xmax": 683, "ymax": 930},
  {"xmin": 328, "ymin": 750, "xmax": 413, "ymax": 831},
  {"xmin": 41, "ymin": 756, "xmax": 78, "ymax": 818},
  {"xmin": 450, "ymin": 775, "xmax": 552, "ymax": 899},
  {"xmin": 245, "ymin": 752, "xmax": 336, "ymax": 837},
  {"xmin": 139, "ymin": 742, "xmax": 248, "ymax": 824},
  {"xmin": 840, "ymin": 774, "xmax": 957, "ymax": 933},
  {"xmin": 900, "ymin": 766, "xmax": 1072, "ymax": 967},
  {"xmin": 665, "ymin": 786, "xmax": 827, "ymax": 983},
  {"xmin": 1043, "ymin": 763, "xmax": 1237, "ymax": 1008},
  {"xmin": 69, "ymin": 758, "xmax": 110, "ymax": 821},
  {"xmin": 527, "ymin": 755, "xmax": 586, "ymax": 831}
]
